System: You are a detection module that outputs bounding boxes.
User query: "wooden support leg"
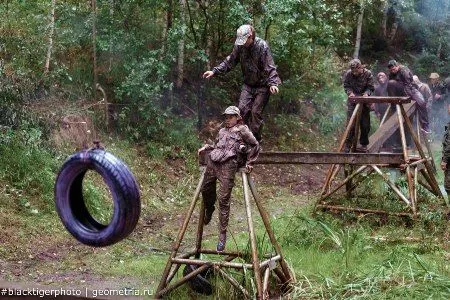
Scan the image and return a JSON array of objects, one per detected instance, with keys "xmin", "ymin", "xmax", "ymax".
[
  {"xmin": 320, "ymin": 165, "xmax": 368, "ymax": 201},
  {"xmin": 195, "ymin": 193, "xmax": 205, "ymax": 258},
  {"xmin": 380, "ymin": 105, "xmax": 391, "ymax": 127},
  {"xmin": 347, "ymin": 168, "xmax": 374, "ymax": 195},
  {"xmin": 396, "ymin": 105, "xmax": 415, "ymax": 207},
  {"xmin": 263, "ymin": 267, "xmax": 270, "ymax": 300},
  {"xmin": 399, "ymin": 105, "xmax": 443, "ymax": 198},
  {"xmin": 242, "ymin": 171, "xmax": 263, "ymax": 299},
  {"xmin": 247, "ymin": 175, "xmax": 293, "ymax": 283},
  {"xmin": 412, "ymin": 166, "xmax": 418, "ymax": 215},
  {"xmin": 320, "ymin": 104, "xmax": 361, "ymax": 196},
  {"xmin": 155, "ymin": 168, "xmax": 207, "ymax": 297},
  {"xmin": 419, "ymin": 169, "xmax": 440, "ymax": 197},
  {"xmin": 371, "ymin": 165, "xmax": 411, "ymax": 206},
  {"xmin": 215, "ymin": 266, "xmax": 250, "ymax": 299}
]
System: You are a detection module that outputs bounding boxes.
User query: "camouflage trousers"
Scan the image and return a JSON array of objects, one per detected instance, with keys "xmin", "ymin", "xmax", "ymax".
[
  {"xmin": 345, "ymin": 101, "xmax": 371, "ymax": 147},
  {"xmin": 238, "ymin": 84, "xmax": 270, "ymax": 141},
  {"xmin": 201, "ymin": 157, "xmax": 238, "ymax": 234}
]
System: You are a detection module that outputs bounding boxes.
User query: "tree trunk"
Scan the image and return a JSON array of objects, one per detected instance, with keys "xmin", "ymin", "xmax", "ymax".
[
  {"xmin": 176, "ymin": 0, "xmax": 186, "ymax": 89},
  {"xmin": 388, "ymin": 4, "xmax": 398, "ymax": 43},
  {"xmin": 92, "ymin": 0, "xmax": 98, "ymax": 100},
  {"xmin": 108, "ymin": 0, "xmax": 114, "ymax": 72},
  {"xmin": 381, "ymin": 1, "xmax": 388, "ymax": 38},
  {"xmin": 353, "ymin": 1, "xmax": 364, "ymax": 59},
  {"xmin": 204, "ymin": 1, "xmax": 212, "ymax": 70},
  {"xmin": 389, "ymin": 22, "xmax": 398, "ymax": 43},
  {"xmin": 44, "ymin": 0, "xmax": 56, "ymax": 76},
  {"xmin": 161, "ymin": 0, "xmax": 173, "ymax": 54}
]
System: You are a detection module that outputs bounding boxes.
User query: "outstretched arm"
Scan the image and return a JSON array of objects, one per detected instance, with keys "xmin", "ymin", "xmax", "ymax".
[{"xmin": 203, "ymin": 46, "xmax": 240, "ymax": 79}]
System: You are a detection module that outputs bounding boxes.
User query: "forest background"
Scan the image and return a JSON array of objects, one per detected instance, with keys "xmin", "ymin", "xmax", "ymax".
[{"xmin": 0, "ymin": 0, "xmax": 449, "ymax": 298}]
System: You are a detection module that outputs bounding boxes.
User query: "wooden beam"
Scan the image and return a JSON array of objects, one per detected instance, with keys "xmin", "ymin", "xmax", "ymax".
[
  {"xmin": 255, "ymin": 152, "xmax": 404, "ymax": 165},
  {"xmin": 367, "ymin": 102, "xmax": 416, "ymax": 153},
  {"xmin": 350, "ymin": 96, "xmax": 411, "ymax": 104}
]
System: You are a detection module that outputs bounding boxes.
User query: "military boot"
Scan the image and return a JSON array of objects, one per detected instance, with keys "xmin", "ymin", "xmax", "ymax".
[{"xmin": 216, "ymin": 232, "xmax": 227, "ymax": 252}]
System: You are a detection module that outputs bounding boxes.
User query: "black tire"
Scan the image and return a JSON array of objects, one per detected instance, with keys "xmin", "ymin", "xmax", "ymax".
[
  {"xmin": 54, "ymin": 149, "xmax": 141, "ymax": 247},
  {"xmin": 182, "ymin": 264, "xmax": 213, "ymax": 295}
]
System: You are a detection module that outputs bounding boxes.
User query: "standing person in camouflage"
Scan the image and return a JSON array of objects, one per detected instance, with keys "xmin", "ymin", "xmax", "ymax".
[
  {"xmin": 374, "ymin": 72, "xmax": 389, "ymax": 120},
  {"xmin": 203, "ymin": 24, "xmax": 281, "ymax": 142},
  {"xmin": 198, "ymin": 106, "xmax": 260, "ymax": 251},
  {"xmin": 429, "ymin": 73, "xmax": 448, "ymax": 135},
  {"xmin": 441, "ymin": 103, "xmax": 450, "ymax": 219},
  {"xmin": 413, "ymin": 75, "xmax": 433, "ymax": 110},
  {"xmin": 387, "ymin": 60, "xmax": 430, "ymax": 133},
  {"xmin": 343, "ymin": 58, "xmax": 375, "ymax": 152}
]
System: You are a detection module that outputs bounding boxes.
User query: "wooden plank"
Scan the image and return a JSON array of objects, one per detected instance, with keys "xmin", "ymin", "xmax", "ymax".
[
  {"xmin": 255, "ymin": 152, "xmax": 404, "ymax": 165},
  {"xmin": 367, "ymin": 102, "xmax": 416, "ymax": 153},
  {"xmin": 350, "ymin": 96, "xmax": 411, "ymax": 104}
]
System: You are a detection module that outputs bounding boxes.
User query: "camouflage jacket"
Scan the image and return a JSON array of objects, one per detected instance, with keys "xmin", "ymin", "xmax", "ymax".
[
  {"xmin": 430, "ymin": 82, "xmax": 447, "ymax": 100},
  {"xmin": 212, "ymin": 37, "xmax": 281, "ymax": 88},
  {"xmin": 388, "ymin": 65, "xmax": 419, "ymax": 95},
  {"xmin": 417, "ymin": 82, "xmax": 433, "ymax": 104},
  {"xmin": 209, "ymin": 124, "xmax": 260, "ymax": 165},
  {"xmin": 343, "ymin": 68, "xmax": 375, "ymax": 96},
  {"xmin": 443, "ymin": 122, "xmax": 450, "ymax": 163}
]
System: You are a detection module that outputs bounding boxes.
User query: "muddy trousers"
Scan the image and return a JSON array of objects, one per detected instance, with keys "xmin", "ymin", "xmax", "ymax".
[
  {"xmin": 238, "ymin": 85, "xmax": 270, "ymax": 141},
  {"xmin": 201, "ymin": 158, "xmax": 238, "ymax": 234},
  {"xmin": 345, "ymin": 102, "xmax": 371, "ymax": 147}
]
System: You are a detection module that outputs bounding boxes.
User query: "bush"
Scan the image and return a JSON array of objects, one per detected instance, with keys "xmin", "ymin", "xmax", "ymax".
[{"xmin": 0, "ymin": 125, "xmax": 59, "ymax": 212}]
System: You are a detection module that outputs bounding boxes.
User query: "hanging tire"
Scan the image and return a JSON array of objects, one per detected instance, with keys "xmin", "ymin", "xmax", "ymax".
[
  {"xmin": 54, "ymin": 149, "xmax": 141, "ymax": 247},
  {"xmin": 182, "ymin": 264, "xmax": 213, "ymax": 295}
]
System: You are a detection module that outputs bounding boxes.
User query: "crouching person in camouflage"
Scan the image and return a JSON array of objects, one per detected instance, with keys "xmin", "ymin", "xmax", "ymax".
[
  {"xmin": 198, "ymin": 106, "xmax": 260, "ymax": 251},
  {"xmin": 441, "ymin": 104, "xmax": 450, "ymax": 218}
]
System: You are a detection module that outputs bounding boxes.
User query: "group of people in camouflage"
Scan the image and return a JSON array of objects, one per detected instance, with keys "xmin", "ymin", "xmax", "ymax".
[
  {"xmin": 199, "ymin": 24, "xmax": 450, "ymax": 251},
  {"xmin": 343, "ymin": 57, "xmax": 450, "ymax": 213}
]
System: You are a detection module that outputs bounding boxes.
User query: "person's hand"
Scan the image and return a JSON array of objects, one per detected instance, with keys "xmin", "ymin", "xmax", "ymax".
[
  {"xmin": 269, "ymin": 86, "xmax": 279, "ymax": 94},
  {"xmin": 198, "ymin": 145, "xmax": 209, "ymax": 155},
  {"xmin": 348, "ymin": 92, "xmax": 356, "ymax": 103},
  {"xmin": 245, "ymin": 164, "xmax": 254, "ymax": 173},
  {"xmin": 363, "ymin": 92, "xmax": 369, "ymax": 97},
  {"xmin": 435, "ymin": 93, "xmax": 441, "ymax": 100},
  {"xmin": 203, "ymin": 71, "xmax": 214, "ymax": 79},
  {"xmin": 441, "ymin": 161, "xmax": 447, "ymax": 171}
]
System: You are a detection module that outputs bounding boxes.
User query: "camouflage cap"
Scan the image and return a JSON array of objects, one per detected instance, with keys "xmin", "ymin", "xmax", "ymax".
[
  {"xmin": 222, "ymin": 106, "xmax": 241, "ymax": 119},
  {"xmin": 429, "ymin": 72, "xmax": 440, "ymax": 79},
  {"xmin": 349, "ymin": 58, "xmax": 362, "ymax": 70},
  {"xmin": 387, "ymin": 59, "xmax": 398, "ymax": 68},
  {"xmin": 235, "ymin": 25, "xmax": 252, "ymax": 46}
]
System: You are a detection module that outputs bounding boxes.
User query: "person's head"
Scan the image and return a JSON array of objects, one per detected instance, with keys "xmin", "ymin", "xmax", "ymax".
[
  {"xmin": 429, "ymin": 72, "xmax": 440, "ymax": 85},
  {"xmin": 235, "ymin": 25, "xmax": 255, "ymax": 48},
  {"xmin": 349, "ymin": 58, "xmax": 363, "ymax": 76},
  {"xmin": 222, "ymin": 106, "xmax": 241, "ymax": 127},
  {"xmin": 377, "ymin": 72, "xmax": 387, "ymax": 84},
  {"xmin": 387, "ymin": 60, "xmax": 400, "ymax": 74},
  {"xmin": 412, "ymin": 75, "xmax": 421, "ymax": 85}
]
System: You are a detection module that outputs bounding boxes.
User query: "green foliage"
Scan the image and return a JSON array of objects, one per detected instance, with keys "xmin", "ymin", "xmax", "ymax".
[{"xmin": 0, "ymin": 125, "xmax": 58, "ymax": 212}]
